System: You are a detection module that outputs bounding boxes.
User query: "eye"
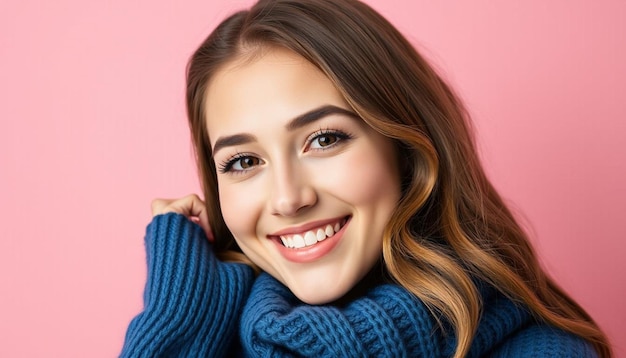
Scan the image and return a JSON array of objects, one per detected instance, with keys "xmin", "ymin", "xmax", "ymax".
[
  {"xmin": 218, "ymin": 154, "xmax": 264, "ymax": 174},
  {"xmin": 233, "ymin": 156, "xmax": 261, "ymax": 170},
  {"xmin": 311, "ymin": 134, "xmax": 338, "ymax": 148},
  {"xmin": 307, "ymin": 129, "xmax": 352, "ymax": 151}
]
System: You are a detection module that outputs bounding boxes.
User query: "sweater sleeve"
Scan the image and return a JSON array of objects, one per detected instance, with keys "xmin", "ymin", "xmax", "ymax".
[
  {"xmin": 120, "ymin": 213, "xmax": 255, "ymax": 358},
  {"xmin": 239, "ymin": 273, "xmax": 442, "ymax": 357}
]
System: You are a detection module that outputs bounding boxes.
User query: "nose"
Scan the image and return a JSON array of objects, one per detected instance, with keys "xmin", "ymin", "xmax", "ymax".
[{"xmin": 269, "ymin": 160, "xmax": 317, "ymax": 217}]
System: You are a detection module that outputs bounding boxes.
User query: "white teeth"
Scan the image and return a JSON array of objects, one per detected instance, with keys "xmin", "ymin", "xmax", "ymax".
[
  {"xmin": 325, "ymin": 224, "xmax": 334, "ymax": 237},
  {"xmin": 292, "ymin": 234, "xmax": 305, "ymax": 248},
  {"xmin": 278, "ymin": 219, "xmax": 346, "ymax": 249},
  {"xmin": 304, "ymin": 231, "xmax": 317, "ymax": 245}
]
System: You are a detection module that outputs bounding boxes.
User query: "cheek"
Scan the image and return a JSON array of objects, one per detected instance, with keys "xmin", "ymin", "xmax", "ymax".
[
  {"xmin": 218, "ymin": 182, "xmax": 261, "ymax": 238},
  {"xmin": 321, "ymin": 144, "xmax": 400, "ymax": 205}
]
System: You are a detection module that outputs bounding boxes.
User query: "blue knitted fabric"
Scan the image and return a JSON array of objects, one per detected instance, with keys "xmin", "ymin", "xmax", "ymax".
[
  {"xmin": 240, "ymin": 273, "xmax": 441, "ymax": 357},
  {"xmin": 120, "ymin": 213, "xmax": 598, "ymax": 357},
  {"xmin": 239, "ymin": 274, "xmax": 597, "ymax": 357},
  {"xmin": 120, "ymin": 213, "xmax": 254, "ymax": 357}
]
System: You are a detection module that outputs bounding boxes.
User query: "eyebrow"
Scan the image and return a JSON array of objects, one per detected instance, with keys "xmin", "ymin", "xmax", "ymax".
[
  {"xmin": 285, "ymin": 105, "xmax": 359, "ymax": 131},
  {"xmin": 212, "ymin": 105, "xmax": 359, "ymax": 155}
]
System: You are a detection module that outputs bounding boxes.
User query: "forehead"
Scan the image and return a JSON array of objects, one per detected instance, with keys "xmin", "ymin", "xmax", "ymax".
[{"xmin": 203, "ymin": 47, "xmax": 348, "ymax": 138}]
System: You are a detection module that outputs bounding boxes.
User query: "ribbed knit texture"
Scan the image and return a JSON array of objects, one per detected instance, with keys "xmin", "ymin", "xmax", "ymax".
[
  {"xmin": 240, "ymin": 273, "xmax": 441, "ymax": 357},
  {"xmin": 120, "ymin": 213, "xmax": 254, "ymax": 357},
  {"xmin": 120, "ymin": 213, "xmax": 598, "ymax": 357},
  {"xmin": 240, "ymin": 275, "xmax": 597, "ymax": 357},
  {"xmin": 489, "ymin": 324, "xmax": 599, "ymax": 357}
]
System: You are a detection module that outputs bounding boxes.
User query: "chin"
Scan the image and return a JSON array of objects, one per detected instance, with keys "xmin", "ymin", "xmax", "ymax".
[
  {"xmin": 293, "ymin": 289, "xmax": 346, "ymax": 306},
  {"xmin": 286, "ymin": 279, "xmax": 352, "ymax": 305},
  {"xmin": 284, "ymin": 260, "xmax": 386, "ymax": 306}
]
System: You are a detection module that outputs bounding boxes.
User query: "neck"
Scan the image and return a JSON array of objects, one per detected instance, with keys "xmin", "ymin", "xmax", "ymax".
[{"xmin": 328, "ymin": 259, "xmax": 388, "ymax": 307}]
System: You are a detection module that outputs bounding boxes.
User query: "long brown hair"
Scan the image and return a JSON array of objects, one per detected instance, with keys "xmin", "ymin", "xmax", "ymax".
[{"xmin": 185, "ymin": 0, "xmax": 611, "ymax": 356}]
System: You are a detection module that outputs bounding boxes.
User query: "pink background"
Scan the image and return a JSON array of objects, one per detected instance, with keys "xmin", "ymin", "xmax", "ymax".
[{"xmin": 1, "ymin": 0, "xmax": 624, "ymax": 356}]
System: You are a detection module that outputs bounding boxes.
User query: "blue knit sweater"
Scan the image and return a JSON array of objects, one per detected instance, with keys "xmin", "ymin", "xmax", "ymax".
[{"xmin": 120, "ymin": 213, "xmax": 597, "ymax": 357}]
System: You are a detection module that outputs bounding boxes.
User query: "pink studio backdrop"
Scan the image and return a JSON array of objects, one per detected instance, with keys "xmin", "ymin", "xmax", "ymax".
[{"xmin": 1, "ymin": 0, "xmax": 624, "ymax": 356}]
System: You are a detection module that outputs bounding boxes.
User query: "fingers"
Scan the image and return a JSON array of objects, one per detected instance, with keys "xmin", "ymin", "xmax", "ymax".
[
  {"xmin": 151, "ymin": 194, "xmax": 203, "ymax": 216},
  {"xmin": 151, "ymin": 194, "xmax": 214, "ymax": 242}
]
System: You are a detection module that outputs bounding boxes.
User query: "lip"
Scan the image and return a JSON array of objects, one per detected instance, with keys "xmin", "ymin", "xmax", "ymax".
[
  {"xmin": 270, "ymin": 216, "xmax": 351, "ymax": 263},
  {"xmin": 268, "ymin": 216, "xmax": 348, "ymax": 237}
]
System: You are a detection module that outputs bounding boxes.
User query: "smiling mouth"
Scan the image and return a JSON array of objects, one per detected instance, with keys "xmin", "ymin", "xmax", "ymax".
[{"xmin": 277, "ymin": 216, "xmax": 349, "ymax": 249}]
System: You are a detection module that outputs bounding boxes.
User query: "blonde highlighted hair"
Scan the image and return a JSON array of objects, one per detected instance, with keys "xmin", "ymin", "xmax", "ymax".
[{"xmin": 185, "ymin": 0, "xmax": 611, "ymax": 356}]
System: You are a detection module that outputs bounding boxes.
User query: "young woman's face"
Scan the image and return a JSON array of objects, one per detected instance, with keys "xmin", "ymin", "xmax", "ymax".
[{"xmin": 205, "ymin": 47, "xmax": 401, "ymax": 304}]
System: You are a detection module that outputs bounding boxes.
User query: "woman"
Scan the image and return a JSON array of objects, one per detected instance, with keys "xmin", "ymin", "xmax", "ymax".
[{"xmin": 121, "ymin": 0, "xmax": 611, "ymax": 356}]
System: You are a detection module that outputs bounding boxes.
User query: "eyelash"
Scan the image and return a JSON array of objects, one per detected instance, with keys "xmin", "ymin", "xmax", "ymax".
[
  {"xmin": 217, "ymin": 152, "xmax": 255, "ymax": 174},
  {"xmin": 217, "ymin": 128, "xmax": 353, "ymax": 174}
]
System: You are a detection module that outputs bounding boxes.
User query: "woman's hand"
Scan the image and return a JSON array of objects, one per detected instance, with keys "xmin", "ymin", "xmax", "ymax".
[{"xmin": 151, "ymin": 194, "xmax": 214, "ymax": 242}]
